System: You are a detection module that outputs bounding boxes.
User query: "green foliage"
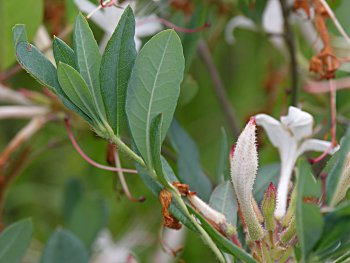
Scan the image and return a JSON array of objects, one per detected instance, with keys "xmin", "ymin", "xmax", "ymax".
[
  {"xmin": 13, "ymin": 25, "xmax": 93, "ymax": 124},
  {"xmin": 0, "ymin": 219, "xmax": 32, "ymax": 263},
  {"xmin": 209, "ymin": 181, "xmax": 237, "ymax": 226},
  {"xmin": 53, "ymin": 37, "xmax": 76, "ymax": 68},
  {"xmin": 126, "ymin": 29, "xmax": 185, "ymax": 166},
  {"xmin": 296, "ymin": 159, "xmax": 324, "ymax": 262},
  {"xmin": 66, "ymin": 195, "xmax": 107, "ymax": 248},
  {"xmin": 73, "ymin": 13, "xmax": 105, "ymax": 120},
  {"xmin": 168, "ymin": 120, "xmax": 212, "ymax": 201},
  {"xmin": 100, "ymin": 6, "xmax": 137, "ymax": 136},
  {"xmin": 253, "ymin": 163, "xmax": 280, "ymax": 203},
  {"xmin": 326, "ymin": 128, "xmax": 350, "ymax": 205},
  {"xmin": 0, "ymin": 0, "xmax": 43, "ymax": 70},
  {"xmin": 41, "ymin": 229, "xmax": 88, "ymax": 263}
]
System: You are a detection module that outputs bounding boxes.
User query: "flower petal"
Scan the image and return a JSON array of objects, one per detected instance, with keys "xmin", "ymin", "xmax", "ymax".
[
  {"xmin": 255, "ymin": 113, "xmax": 291, "ymax": 150},
  {"xmin": 280, "ymin": 107, "xmax": 313, "ymax": 140},
  {"xmin": 297, "ymin": 138, "xmax": 338, "ymax": 157},
  {"xmin": 225, "ymin": 16, "xmax": 256, "ymax": 44}
]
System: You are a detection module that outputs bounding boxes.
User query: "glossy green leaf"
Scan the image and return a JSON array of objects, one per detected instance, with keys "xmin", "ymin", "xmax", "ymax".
[
  {"xmin": 13, "ymin": 25, "xmax": 93, "ymax": 124},
  {"xmin": 57, "ymin": 62, "xmax": 100, "ymax": 123},
  {"xmin": 188, "ymin": 205, "xmax": 257, "ymax": 263},
  {"xmin": 0, "ymin": 0, "xmax": 43, "ymax": 69},
  {"xmin": 126, "ymin": 29, "xmax": 185, "ymax": 166},
  {"xmin": 73, "ymin": 13, "xmax": 105, "ymax": 119},
  {"xmin": 0, "ymin": 219, "xmax": 32, "ymax": 263},
  {"xmin": 327, "ymin": 128, "xmax": 350, "ymax": 205},
  {"xmin": 67, "ymin": 196, "xmax": 107, "ymax": 248},
  {"xmin": 209, "ymin": 181, "xmax": 237, "ymax": 226},
  {"xmin": 41, "ymin": 229, "xmax": 88, "ymax": 263},
  {"xmin": 296, "ymin": 159, "xmax": 324, "ymax": 262},
  {"xmin": 100, "ymin": 6, "xmax": 137, "ymax": 135},
  {"xmin": 53, "ymin": 37, "xmax": 76, "ymax": 68},
  {"xmin": 168, "ymin": 120, "xmax": 212, "ymax": 201}
]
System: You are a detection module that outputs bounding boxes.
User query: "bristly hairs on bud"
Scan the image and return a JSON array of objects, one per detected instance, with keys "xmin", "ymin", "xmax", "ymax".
[
  {"xmin": 230, "ymin": 118, "xmax": 265, "ymax": 241},
  {"xmin": 262, "ymin": 183, "xmax": 277, "ymax": 231}
]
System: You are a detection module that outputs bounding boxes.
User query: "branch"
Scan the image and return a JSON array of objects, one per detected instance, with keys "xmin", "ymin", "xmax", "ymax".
[
  {"xmin": 279, "ymin": 0, "xmax": 299, "ymax": 106},
  {"xmin": 198, "ymin": 40, "xmax": 240, "ymax": 138},
  {"xmin": 0, "ymin": 106, "xmax": 49, "ymax": 119}
]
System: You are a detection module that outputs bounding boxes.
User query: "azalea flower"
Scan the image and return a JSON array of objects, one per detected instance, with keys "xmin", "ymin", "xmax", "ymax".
[
  {"xmin": 230, "ymin": 118, "xmax": 265, "ymax": 241},
  {"xmin": 74, "ymin": 0, "xmax": 162, "ymax": 50},
  {"xmin": 255, "ymin": 106, "xmax": 338, "ymax": 219}
]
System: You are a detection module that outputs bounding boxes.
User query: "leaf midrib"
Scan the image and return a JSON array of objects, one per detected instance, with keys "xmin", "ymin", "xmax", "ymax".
[{"xmin": 145, "ymin": 33, "xmax": 172, "ymax": 165}]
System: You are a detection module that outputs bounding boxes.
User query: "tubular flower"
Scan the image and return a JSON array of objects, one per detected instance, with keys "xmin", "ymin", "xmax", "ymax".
[
  {"xmin": 230, "ymin": 118, "xmax": 265, "ymax": 241},
  {"xmin": 255, "ymin": 106, "xmax": 338, "ymax": 219}
]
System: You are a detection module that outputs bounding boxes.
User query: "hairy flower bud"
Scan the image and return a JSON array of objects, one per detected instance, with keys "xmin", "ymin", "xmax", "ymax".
[
  {"xmin": 262, "ymin": 183, "xmax": 277, "ymax": 231},
  {"xmin": 230, "ymin": 119, "xmax": 265, "ymax": 240},
  {"xmin": 188, "ymin": 194, "xmax": 226, "ymax": 225}
]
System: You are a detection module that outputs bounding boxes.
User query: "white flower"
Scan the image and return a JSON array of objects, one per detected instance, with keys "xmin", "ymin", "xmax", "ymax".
[
  {"xmin": 255, "ymin": 106, "xmax": 338, "ymax": 219},
  {"xmin": 74, "ymin": 0, "xmax": 162, "ymax": 50},
  {"xmin": 230, "ymin": 119, "xmax": 265, "ymax": 240}
]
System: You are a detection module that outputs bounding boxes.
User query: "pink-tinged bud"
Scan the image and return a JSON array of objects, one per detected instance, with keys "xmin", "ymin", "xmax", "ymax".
[
  {"xmin": 262, "ymin": 183, "xmax": 277, "ymax": 231},
  {"xmin": 188, "ymin": 195, "xmax": 226, "ymax": 225},
  {"xmin": 230, "ymin": 120, "xmax": 265, "ymax": 241}
]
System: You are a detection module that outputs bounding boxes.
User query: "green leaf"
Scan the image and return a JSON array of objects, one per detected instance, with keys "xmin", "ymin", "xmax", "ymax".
[
  {"xmin": 0, "ymin": 219, "xmax": 32, "ymax": 263},
  {"xmin": 149, "ymin": 114, "xmax": 169, "ymax": 185},
  {"xmin": 53, "ymin": 37, "xmax": 76, "ymax": 68},
  {"xmin": 13, "ymin": 24, "xmax": 27, "ymax": 46},
  {"xmin": 73, "ymin": 13, "xmax": 105, "ymax": 119},
  {"xmin": 63, "ymin": 178, "xmax": 85, "ymax": 222},
  {"xmin": 41, "ymin": 229, "xmax": 88, "ymax": 263},
  {"xmin": 168, "ymin": 120, "xmax": 212, "ymax": 201},
  {"xmin": 327, "ymin": 128, "xmax": 350, "ymax": 205},
  {"xmin": 216, "ymin": 128, "xmax": 229, "ymax": 182},
  {"xmin": 178, "ymin": 74, "xmax": 199, "ymax": 106},
  {"xmin": 314, "ymin": 202, "xmax": 350, "ymax": 259},
  {"xmin": 66, "ymin": 195, "xmax": 107, "ymax": 248},
  {"xmin": 126, "ymin": 29, "xmax": 185, "ymax": 166},
  {"xmin": 209, "ymin": 181, "xmax": 237, "ymax": 226},
  {"xmin": 0, "ymin": 0, "xmax": 43, "ymax": 70},
  {"xmin": 254, "ymin": 163, "xmax": 280, "ymax": 203},
  {"xmin": 187, "ymin": 205, "xmax": 257, "ymax": 263},
  {"xmin": 296, "ymin": 159, "xmax": 324, "ymax": 262},
  {"xmin": 100, "ymin": 6, "xmax": 137, "ymax": 135},
  {"xmin": 57, "ymin": 62, "xmax": 100, "ymax": 123},
  {"xmin": 181, "ymin": 4, "xmax": 207, "ymax": 71},
  {"xmin": 13, "ymin": 25, "xmax": 93, "ymax": 124}
]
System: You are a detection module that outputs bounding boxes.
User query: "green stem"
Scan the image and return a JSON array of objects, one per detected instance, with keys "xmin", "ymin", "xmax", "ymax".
[
  {"xmin": 110, "ymin": 135, "xmax": 225, "ymax": 262},
  {"xmin": 111, "ymin": 135, "xmax": 145, "ymax": 167},
  {"xmin": 170, "ymin": 187, "xmax": 226, "ymax": 263}
]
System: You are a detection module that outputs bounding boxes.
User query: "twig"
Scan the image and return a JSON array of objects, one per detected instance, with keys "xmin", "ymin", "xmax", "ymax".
[
  {"xmin": 319, "ymin": 0, "xmax": 350, "ymax": 47},
  {"xmin": 280, "ymin": 0, "xmax": 299, "ymax": 106},
  {"xmin": 64, "ymin": 118, "xmax": 138, "ymax": 174},
  {"xmin": 114, "ymin": 148, "xmax": 145, "ymax": 202},
  {"xmin": 198, "ymin": 40, "xmax": 240, "ymax": 138},
  {"xmin": 0, "ymin": 84, "xmax": 32, "ymax": 105},
  {"xmin": 0, "ymin": 116, "xmax": 47, "ymax": 168},
  {"xmin": 0, "ymin": 106, "xmax": 49, "ymax": 120}
]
